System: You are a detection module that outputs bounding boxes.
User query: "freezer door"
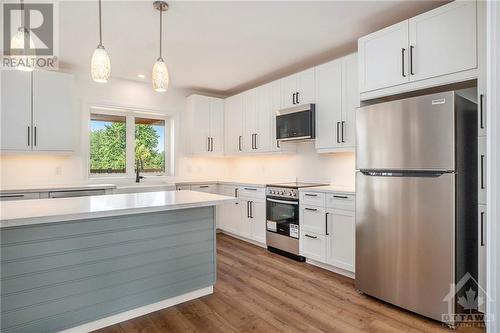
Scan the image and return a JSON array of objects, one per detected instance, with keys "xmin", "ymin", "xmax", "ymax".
[
  {"xmin": 355, "ymin": 171, "xmax": 455, "ymax": 324},
  {"xmin": 356, "ymin": 91, "xmax": 455, "ymax": 171}
]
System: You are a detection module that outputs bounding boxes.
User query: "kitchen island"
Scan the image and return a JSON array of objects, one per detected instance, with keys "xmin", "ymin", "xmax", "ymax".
[{"xmin": 0, "ymin": 190, "xmax": 234, "ymax": 333}]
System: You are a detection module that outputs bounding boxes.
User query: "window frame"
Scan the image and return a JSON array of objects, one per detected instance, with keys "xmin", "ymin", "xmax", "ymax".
[{"xmin": 87, "ymin": 106, "xmax": 171, "ymax": 179}]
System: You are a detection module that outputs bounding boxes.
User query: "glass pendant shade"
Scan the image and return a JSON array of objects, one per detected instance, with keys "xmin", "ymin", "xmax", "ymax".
[
  {"xmin": 91, "ymin": 45, "xmax": 111, "ymax": 83},
  {"xmin": 10, "ymin": 27, "xmax": 35, "ymax": 72},
  {"xmin": 152, "ymin": 58, "xmax": 169, "ymax": 92}
]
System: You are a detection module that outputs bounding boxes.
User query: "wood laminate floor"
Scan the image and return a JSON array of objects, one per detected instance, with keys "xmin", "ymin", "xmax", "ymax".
[{"xmin": 94, "ymin": 233, "xmax": 485, "ymax": 333}]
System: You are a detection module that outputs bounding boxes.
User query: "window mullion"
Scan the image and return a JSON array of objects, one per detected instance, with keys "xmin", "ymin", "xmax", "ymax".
[{"xmin": 126, "ymin": 115, "xmax": 136, "ymax": 178}]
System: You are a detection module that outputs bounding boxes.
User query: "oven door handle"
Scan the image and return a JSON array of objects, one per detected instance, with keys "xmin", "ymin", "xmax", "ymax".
[{"xmin": 266, "ymin": 198, "xmax": 299, "ymax": 205}]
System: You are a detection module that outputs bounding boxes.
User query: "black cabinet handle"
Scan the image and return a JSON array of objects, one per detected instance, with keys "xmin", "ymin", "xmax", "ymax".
[
  {"xmin": 210, "ymin": 137, "xmax": 214, "ymax": 152},
  {"xmin": 480, "ymin": 94, "xmax": 484, "ymax": 129},
  {"xmin": 238, "ymin": 135, "xmax": 242, "ymax": 151},
  {"xmin": 401, "ymin": 48, "xmax": 406, "ymax": 77},
  {"xmin": 336, "ymin": 122, "xmax": 340, "ymax": 143},
  {"xmin": 292, "ymin": 92, "xmax": 295, "ymax": 105},
  {"xmin": 481, "ymin": 155, "xmax": 485, "ymax": 189},
  {"xmin": 333, "ymin": 195, "xmax": 349, "ymax": 199},
  {"xmin": 247, "ymin": 201, "xmax": 250, "ymax": 218},
  {"xmin": 480, "ymin": 211, "xmax": 485, "ymax": 246},
  {"xmin": 207, "ymin": 137, "xmax": 210, "ymax": 151},
  {"xmin": 341, "ymin": 121, "xmax": 345, "ymax": 143},
  {"xmin": 244, "ymin": 187, "xmax": 257, "ymax": 191},
  {"xmin": 199, "ymin": 185, "xmax": 209, "ymax": 188},
  {"xmin": 410, "ymin": 45, "xmax": 415, "ymax": 75},
  {"xmin": 250, "ymin": 201, "xmax": 254, "ymax": 218},
  {"xmin": 296, "ymin": 92, "xmax": 300, "ymax": 104},
  {"xmin": 325, "ymin": 212, "xmax": 329, "ymax": 235},
  {"xmin": 27, "ymin": 126, "xmax": 30, "ymax": 146},
  {"xmin": 34, "ymin": 126, "xmax": 37, "ymax": 146},
  {"xmin": 305, "ymin": 234, "xmax": 317, "ymax": 239},
  {"xmin": 305, "ymin": 207, "xmax": 318, "ymax": 212},
  {"xmin": 254, "ymin": 133, "xmax": 258, "ymax": 150},
  {"xmin": 304, "ymin": 193, "xmax": 317, "ymax": 197},
  {"xmin": 234, "ymin": 188, "xmax": 239, "ymax": 197}
]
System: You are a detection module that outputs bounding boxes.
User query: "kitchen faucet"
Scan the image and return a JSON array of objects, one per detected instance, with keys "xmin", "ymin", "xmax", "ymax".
[{"xmin": 135, "ymin": 159, "xmax": 144, "ymax": 183}]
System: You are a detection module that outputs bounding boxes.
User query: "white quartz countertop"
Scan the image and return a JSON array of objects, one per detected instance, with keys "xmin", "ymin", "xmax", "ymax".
[
  {"xmin": 0, "ymin": 183, "xmax": 117, "ymax": 194},
  {"xmin": 299, "ymin": 185, "xmax": 355, "ymax": 194},
  {"xmin": 175, "ymin": 180, "xmax": 268, "ymax": 188},
  {"xmin": 0, "ymin": 190, "xmax": 235, "ymax": 228}
]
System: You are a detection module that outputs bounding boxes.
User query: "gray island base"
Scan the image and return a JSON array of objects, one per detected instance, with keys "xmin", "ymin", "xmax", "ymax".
[{"xmin": 0, "ymin": 191, "xmax": 233, "ymax": 333}]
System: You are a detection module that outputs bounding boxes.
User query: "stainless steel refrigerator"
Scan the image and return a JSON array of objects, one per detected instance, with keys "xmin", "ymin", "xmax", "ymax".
[{"xmin": 355, "ymin": 90, "xmax": 478, "ymax": 327}]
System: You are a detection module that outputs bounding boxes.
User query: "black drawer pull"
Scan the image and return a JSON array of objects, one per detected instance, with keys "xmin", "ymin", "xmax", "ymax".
[
  {"xmin": 304, "ymin": 194, "xmax": 317, "ymax": 197},
  {"xmin": 305, "ymin": 208, "xmax": 318, "ymax": 212},
  {"xmin": 480, "ymin": 211, "xmax": 485, "ymax": 246},
  {"xmin": 244, "ymin": 187, "xmax": 257, "ymax": 191},
  {"xmin": 333, "ymin": 195, "xmax": 349, "ymax": 199},
  {"xmin": 305, "ymin": 234, "xmax": 317, "ymax": 239}
]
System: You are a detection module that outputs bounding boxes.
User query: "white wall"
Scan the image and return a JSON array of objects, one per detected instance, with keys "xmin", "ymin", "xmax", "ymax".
[{"xmin": 0, "ymin": 75, "xmax": 355, "ymax": 188}]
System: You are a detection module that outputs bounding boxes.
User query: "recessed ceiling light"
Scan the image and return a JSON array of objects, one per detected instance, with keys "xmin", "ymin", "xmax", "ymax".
[{"xmin": 137, "ymin": 74, "xmax": 145, "ymax": 79}]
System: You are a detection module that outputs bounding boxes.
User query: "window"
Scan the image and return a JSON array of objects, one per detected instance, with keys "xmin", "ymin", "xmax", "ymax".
[
  {"xmin": 90, "ymin": 114, "xmax": 126, "ymax": 174},
  {"xmin": 89, "ymin": 108, "xmax": 169, "ymax": 177},
  {"xmin": 135, "ymin": 118, "xmax": 165, "ymax": 173}
]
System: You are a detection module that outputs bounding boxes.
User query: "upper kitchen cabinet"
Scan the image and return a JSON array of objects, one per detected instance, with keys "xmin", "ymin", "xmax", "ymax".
[
  {"xmin": 224, "ymin": 94, "xmax": 244, "ymax": 154},
  {"xmin": 32, "ymin": 70, "xmax": 75, "ymax": 151},
  {"xmin": 358, "ymin": 1, "xmax": 477, "ymax": 100},
  {"xmin": 315, "ymin": 53, "xmax": 358, "ymax": 153},
  {"xmin": 280, "ymin": 68, "xmax": 315, "ymax": 109},
  {"xmin": 408, "ymin": 1, "xmax": 476, "ymax": 82},
  {"xmin": 1, "ymin": 70, "xmax": 75, "ymax": 152},
  {"xmin": 187, "ymin": 94, "xmax": 224, "ymax": 156},
  {"xmin": 358, "ymin": 21, "xmax": 409, "ymax": 93}
]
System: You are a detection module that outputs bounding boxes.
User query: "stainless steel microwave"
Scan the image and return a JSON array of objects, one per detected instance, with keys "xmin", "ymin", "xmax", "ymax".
[{"xmin": 275, "ymin": 104, "xmax": 315, "ymax": 141}]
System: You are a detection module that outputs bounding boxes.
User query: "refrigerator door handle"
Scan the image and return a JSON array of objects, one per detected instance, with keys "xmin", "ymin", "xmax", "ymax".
[{"xmin": 360, "ymin": 170, "xmax": 447, "ymax": 177}]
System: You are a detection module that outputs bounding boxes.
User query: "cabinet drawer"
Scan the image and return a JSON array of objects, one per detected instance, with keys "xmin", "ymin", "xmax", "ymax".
[
  {"xmin": 190, "ymin": 184, "xmax": 218, "ymax": 193},
  {"xmin": 300, "ymin": 206, "xmax": 327, "ymax": 235},
  {"xmin": 300, "ymin": 231, "xmax": 326, "ymax": 263},
  {"xmin": 238, "ymin": 186, "xmax": 265, "ymax": 199},
  {"xmin": 300, "ymin": 191, "xmax": 325, "ymax": 207},
  {"xmin": 0, "ymin": 192, "xmax": 40, "ymax": 201},
  {"xmin": 326, "ymin": 193, "xmax": 355, "ymax": 211}
]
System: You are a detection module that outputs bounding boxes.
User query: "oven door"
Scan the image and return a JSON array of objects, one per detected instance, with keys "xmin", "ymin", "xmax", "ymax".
[{"xmin": 266, "ymin": 197, "xmax": 299, "ymax": 238}]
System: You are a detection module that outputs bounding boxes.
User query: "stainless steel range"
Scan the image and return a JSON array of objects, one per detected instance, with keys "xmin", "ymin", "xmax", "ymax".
[{"xmin": 266, "ymin": 182, "xmax": 326, "ymax": 261}]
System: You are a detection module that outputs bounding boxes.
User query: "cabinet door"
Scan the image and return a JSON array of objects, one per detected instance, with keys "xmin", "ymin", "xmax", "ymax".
[
  {"xmin": 242, "ymin": 90, "xmax": 257, "ymax": 152},
  {"xmin": 225, "ymin": 198, "xmax": 242, "ymax": 235},
  {"xmin": 341, "ymin": 54, "xmax": 358, "ymax": 148},
  {"xmin": 358, "ymin": 21, "xmax": 409, "ymax": 92},
  {"xmin": 408, "ymin": 1, "xmax": 476, "ymax": 82},
  {"xmin": 326, "ymin": 209, "xmax": 355, "ymax": 272},
  {"xmin": 300, "ymin": 205, "xmax": 327, "ymax": 235},
  {"xmin": 253, "ymin": 84, "xmax": 273, "ymax": 152},
  {"xmin": 238, "ymin": 200, "xmax": 252, "ymax": 238},
  {"xmin": 477, "ymin": 0, "xmax": 486, "ymax": 138},
  {"xmin": 478, "ymin": 204, "xmax": 486, "ymax": 313},
  {"xmin": 190, "ymin": 96, "xmax": 211, "ymax": 154},
  {"xmin": 224, "ymin": 94, "xmax": 244, "ymax": 154},
  {"xmin": 296, "ymin": 68, "xmax": 315, "ymax": 105},
  {"xmin": 32, "ymin": 70, "xmax": 74, "ymax": 151},
  {"xmin": 280, "ymin": 75, "xmax": 297, "ymax": 109},
  {"xmin": 250, "ymin": 200, "xmax": 266, "ymax": 244},
  {"xmin": 209, "ymin": 98, "xmax": 224, "ymax": 154},
  {"xmin": 315, "ymin": 59, "xmax": 342, "ymax": 150},
  {"xmin": 478, "ymin": 136, "xmax": 486, "ymax": 205},
  {"xmin": 0, "ymin": 70, "xmax": 32, "ymax": 151}
]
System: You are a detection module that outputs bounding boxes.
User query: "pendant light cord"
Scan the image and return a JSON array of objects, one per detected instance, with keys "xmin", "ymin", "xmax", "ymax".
[
  {"xmin": 159, "ymin": 7, "xmax": 162, "ymax": 59},
  {"xmin": 98, "ymin": 0, "xmax": 103, "ymax": 46},
  {"xmin": 20, "ymin": 0, "xmax": 25, "ymax": 29}
]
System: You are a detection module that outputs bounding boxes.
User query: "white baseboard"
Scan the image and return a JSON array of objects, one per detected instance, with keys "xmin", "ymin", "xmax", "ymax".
[
  {"xmin": 306, "ymin": 259, "xmax": 355, "ymax": 279},
  {"xmin": 58, "ymin": 286, "xmax": 214, "ymax": 333}
]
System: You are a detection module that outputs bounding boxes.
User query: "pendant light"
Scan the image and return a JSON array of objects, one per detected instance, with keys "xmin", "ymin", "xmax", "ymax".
[
  {"xmin": 152, "ymin": 1, "xmax": 169, "ymax": 92},
  {"xmin": 91, "ymin": 0, "xmax": 111, "ymax": 83},
  {"xmin": 10, "ymin": 0, "xmax": 35, "ymax": 71}
]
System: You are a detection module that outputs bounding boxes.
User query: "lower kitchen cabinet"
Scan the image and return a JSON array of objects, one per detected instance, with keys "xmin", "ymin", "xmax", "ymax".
[
  {"xmin": 217, "ymin": 185, "xmax": 266, "ymax": 245},
  {"xmin": 299, "ymin": 190, "xmax": 355, "ymax": 276},
  {"xmin": 326, "ymin": 209, "xmax": 355, "ymax": 272}
]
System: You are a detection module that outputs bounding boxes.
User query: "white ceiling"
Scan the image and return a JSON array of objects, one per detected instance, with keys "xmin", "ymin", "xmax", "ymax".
[{"xmin": 59, "ymin": 1, "xmax": 447, "ymax": 96}]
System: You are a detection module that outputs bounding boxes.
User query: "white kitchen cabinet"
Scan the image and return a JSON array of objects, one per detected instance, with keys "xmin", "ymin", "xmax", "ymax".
[
  {"xmin": 478, "ymin": 136, "xmax": 486, "ymax": 205},
  {"xmin": 32, "ymin": 70, "xmax": 74, "ymax": 151},
  {"xmin": 478, "ymin": 204, "xmax": 486, "ymax": 313},
  {"xmin": 249, "ymin": 200, "xmax": 266, "ymax": 244},
  {"xmin": 218, "ymin": 185, "xmax": 239, "ymax": 233},
  {"xmin": 408, "ymin": 1, "xmax": 476, "ymax": 82},
  {"xmin": 315, "ymin": 54, "xmax": 358, "ymax": 152},
  {"xmin": 358, "ymin": 1, "xmax": 478, "ymax": 100},
  {"xmin": 326, "ymin": 209, "xmax": 355, "ymax": 272},
  {"xmin": 224, "ymin": 94, "xmax": 244, "ymax": 154},
  {"xmin": 300, "ymin": 232, "xmax": 326, "ymax": 263},
  {"xmin": 358, "ymin": 21, "xmax": 409, "ymax": 93},
  {"xmin": 300, "ymin": 205, "xmax": 327, "ymax": 235},
  {"xmin": 0, "ymin": 70, "xmax": 74, "ymax": 152},
  {"xmin": 0, "ymin": 70, "xmax": 32, "ymax": 151},
  {"xmin": 477, "ymin": 0, "xmax": 486, "ymax": 138},
  {"xmin": 280, "ymin": 68, "xmax": 315, "ymax": 109},
  {"xmin": 187, "ymin": 95, "xmax": 224, "ymax": 156}
]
